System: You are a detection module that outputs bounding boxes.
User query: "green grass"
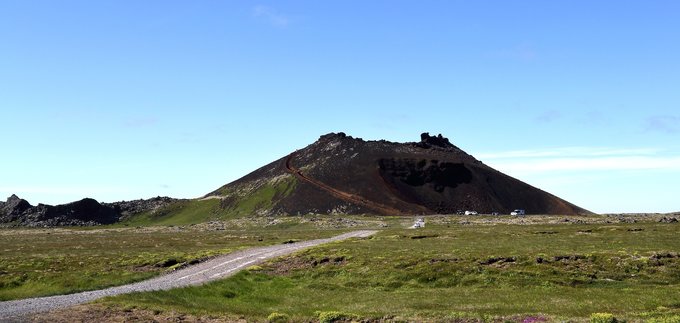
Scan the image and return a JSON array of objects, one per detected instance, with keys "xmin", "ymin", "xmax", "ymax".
[
  {"xmin": 102, "ymin": 221, "xmax": 680, "ymax": 321},
  {"xmin": 120, "ymin": 199, "xmax": 222, "ymax": 226},
  {"xmin": 121, "ymin": 176, "xmax": 298, "ymax": 226},
  {"xmin": 0, "ymin": 225, "xmax": 347, "ymax": 301},
  {"xmin": 224, "ymin": 175, "xmax": 297, "ymax": 216}
]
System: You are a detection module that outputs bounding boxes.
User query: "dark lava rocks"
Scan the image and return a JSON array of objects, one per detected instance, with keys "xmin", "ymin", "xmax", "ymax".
[
  {"xmin": 379, "ymin": 159, "xmax": 473, "ymax": 193},
  {"xmin": 0, "ymin": 195, "xmax": 118, "ymax": 226},
  {"xmin": 0, "ymin": 194, "xmax": 33, "ymax": 222},
  {"xmin": 0, "ymin": 195, "xmax": 179, "ymax": 227},
  {"xmin": 415, "ymin": 132, "xmax": 458, "ymax": 150},
  {"xmin": 34, "ymin": 198, "xmax": 118, "ymax": 225},
  {"xmin": 105, "ymin": 196, "xmax": 179, "ymax": 220},
  {"xmin": 658, "ymin": 216, "xmax": 678, "ymax": 223}
]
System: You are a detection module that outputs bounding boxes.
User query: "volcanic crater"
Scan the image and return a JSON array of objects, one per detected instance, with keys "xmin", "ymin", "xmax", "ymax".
[{"xmin": 208, "ymin": 132, "xmax": 591, "ymax": 216}]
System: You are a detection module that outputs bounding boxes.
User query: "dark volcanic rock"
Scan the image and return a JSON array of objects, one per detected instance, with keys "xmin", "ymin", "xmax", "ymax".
[
  {"xmin": 206, "ymin": 132, "xmax": 592, "ymax": 216},
  {"xmin": 379, "ymin": 159, "xmax": 473, "ymax": 192},
  {"xmin": 0, "ymin": 195, "xmax": 180, "ymax": 227},
  {"xmin": 0, "ymin": 194, "xmax": 33, "ymax": 222},
  {"xmin": 416, "ymin": 132, "xmax": 457, "ymax": 149},
  {"xmin": 29, "ymin": 198, "xmax": 118, "ymax": 226},
  {"xmin": 105, "ymin": 196, "xmax": 179, "ymax": 220}
]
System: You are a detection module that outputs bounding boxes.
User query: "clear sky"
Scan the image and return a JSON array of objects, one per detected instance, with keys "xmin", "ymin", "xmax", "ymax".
[{"xmin": 1, "ymin": 1, "xmax": 679, "ymax": 213}]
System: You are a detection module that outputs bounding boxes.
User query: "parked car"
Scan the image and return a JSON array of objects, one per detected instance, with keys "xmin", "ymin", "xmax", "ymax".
[
  {"xmin": 464, "ymin": 210, "xmax": 478, "ymax": 215},
  {"xmin": 511, "ymin": 209, "xmax": 526, "ymax": 216}
]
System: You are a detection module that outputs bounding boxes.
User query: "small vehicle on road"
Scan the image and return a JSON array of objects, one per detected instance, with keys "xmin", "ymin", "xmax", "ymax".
[{"xmin": 511, "ymin": 209, "xmax": 526, "ymax": 216}]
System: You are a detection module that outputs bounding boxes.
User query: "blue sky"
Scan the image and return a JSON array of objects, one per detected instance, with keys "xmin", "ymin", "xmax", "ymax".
[{"xmin": 1, "ymin": 1, "xmax": 678, "ymax": 213}]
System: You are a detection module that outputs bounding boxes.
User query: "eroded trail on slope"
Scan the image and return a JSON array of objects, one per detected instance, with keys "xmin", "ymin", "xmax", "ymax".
[
  {"xmin": 0, "ymin": 230, "xmax": 377, "ymax": 321},
  {"xmin": 285, "ymin": 153, "xmax": 406, "ymax": 215}
]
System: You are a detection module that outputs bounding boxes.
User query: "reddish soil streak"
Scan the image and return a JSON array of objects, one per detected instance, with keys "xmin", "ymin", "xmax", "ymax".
[{"xmin": 285, "ymin": 153, "xmax": 407, "ymax": 215}]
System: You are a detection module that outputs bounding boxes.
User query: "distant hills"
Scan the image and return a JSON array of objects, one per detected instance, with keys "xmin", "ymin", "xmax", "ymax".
[
  {"xmin": 1, "ymin": 132, "xmax": 593, "ymax": 227},
  {"xmin": 0, "ymin": 194, "xmax": 177, "ymax": 227}
]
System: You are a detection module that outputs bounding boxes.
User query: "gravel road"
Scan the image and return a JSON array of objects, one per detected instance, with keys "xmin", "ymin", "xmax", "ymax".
[{"xmin": 0, "ymin": 230, "xmax": 376, "ymax": 321}]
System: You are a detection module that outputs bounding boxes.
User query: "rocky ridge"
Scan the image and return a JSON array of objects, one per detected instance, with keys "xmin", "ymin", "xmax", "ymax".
[{"xmin": 0, "ymin": 195, "xmax": 180, "ymax": 227}]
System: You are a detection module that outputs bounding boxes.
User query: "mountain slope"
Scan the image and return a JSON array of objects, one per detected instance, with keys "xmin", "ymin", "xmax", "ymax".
[{"xmin": 206, "ymin": 132, "xmax": 591, "ymax": 216}]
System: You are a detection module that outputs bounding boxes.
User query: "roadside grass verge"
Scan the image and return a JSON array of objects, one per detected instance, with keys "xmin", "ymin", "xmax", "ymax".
[
  {"xmin": 102, "ymin": 221, "xmax": 680, "ymax": 321},
  {"xmin": 0, "ymin": 226, "xmax": 348, "ymax": 301}
]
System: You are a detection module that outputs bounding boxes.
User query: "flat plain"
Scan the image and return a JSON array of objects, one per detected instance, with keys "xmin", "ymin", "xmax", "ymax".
[{"xmin": 2, "ymin": 215, "xmax": 680, "ymax": 322}]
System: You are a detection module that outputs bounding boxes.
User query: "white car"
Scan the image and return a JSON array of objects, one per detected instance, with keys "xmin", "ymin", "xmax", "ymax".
[
  {"xmin": 511, "ymin": 209, "xmax": 526, "ymax": 216},
  {"xmin": 464, "ymin": 210, "xmax": 478, "ymax": 215}
]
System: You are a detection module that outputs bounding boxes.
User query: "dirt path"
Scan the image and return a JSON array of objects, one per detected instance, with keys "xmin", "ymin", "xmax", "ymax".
[
  {"xmin": 285, "ymin": 153, "xmax": 406, "ymax": 215},
  {"xmin": 199, "ymin": 195, "xmax": 223, "ymax": 200},
  {"xmin": 0, "ymin": 230, "xmax": 377, "ymax": 321}
]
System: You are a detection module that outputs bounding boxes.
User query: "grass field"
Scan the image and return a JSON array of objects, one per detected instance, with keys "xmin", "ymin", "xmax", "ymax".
[
  {"xmin": 3, "ymin": 215, "xmax": 680, "ymax": 322},
  {"xmin": 99, "ymin": 219, "xmax": 680, "ymax": 322},
  {"xmin": 0, "ymin": 222, "xmax": 356, "ymax": 301}
]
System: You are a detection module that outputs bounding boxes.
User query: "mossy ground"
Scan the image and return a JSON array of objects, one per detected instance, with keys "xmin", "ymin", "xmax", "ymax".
[
  {"xmin": 0, "ymin": 224, "xmax": 347, "ymax": 301},
  {"xmin": 101, "ymin": 221, "xmax": 680, "ymax": 322},
  {"xmin": 121, "ymin": 199, "xmax": 223, "ymax": 226},
  {"xmin": 3, "ymin": 216, "xmax": 680, "ymax": 322},
  {"xmin": 120, "ymin": 176, "xmax": 298, "ymax": 226},
  {"xmin": 225, "ymin": 175, "xmax": 297, "ymax": 216}
]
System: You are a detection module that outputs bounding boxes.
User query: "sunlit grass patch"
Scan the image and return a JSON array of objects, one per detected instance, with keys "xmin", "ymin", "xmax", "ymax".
[
  {"xmin": 101, "ymin": 221, "xmax": 680, "ymax": 321},
  {"xmin": 0, "ymin": 225, "xmax": 345, "ymax": 301}
]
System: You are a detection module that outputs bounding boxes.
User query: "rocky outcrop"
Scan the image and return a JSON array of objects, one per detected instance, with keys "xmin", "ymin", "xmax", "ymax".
[
  {"xmin": 0, "ymin": 195, "xmax": 179, "ymax": 227},
  {"xmin": 415, "ymin": 132, "xmax": 458, "ymax": 150},
  {"xmin": 0, "ymin": 194, "xmax": 33, "ymax": 222},
  {"xmin": 28, "ymin": 198, "xmax": 119, "ymax": 226},
  {"xmin": 105, "ymin": 196, "xmax": 179, "ymax": 220},
  {"xmin": 379, "ymin": 159, "xmax": 473, "ymax": 193}
]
